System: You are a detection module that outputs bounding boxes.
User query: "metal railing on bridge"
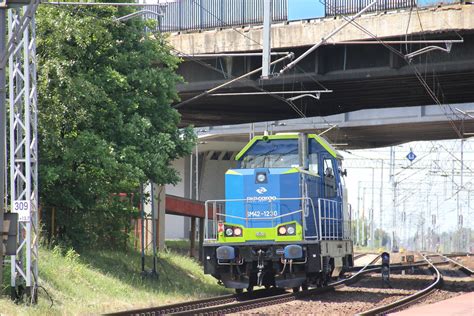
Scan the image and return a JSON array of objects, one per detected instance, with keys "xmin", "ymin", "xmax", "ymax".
[
  {"xmin": 149, "ymin": 0, "xmax": 287, "ymax": 33},
  {"xmin": 144, "ymin": 0, "xmax": 434, "ymax": 33},
  {"xmin": 325, "ymin": 0, "xmax": 416, "ymax": 16}
]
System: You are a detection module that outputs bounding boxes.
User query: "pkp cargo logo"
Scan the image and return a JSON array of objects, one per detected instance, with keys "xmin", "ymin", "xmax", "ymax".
[{"xmin": 256, "ymin": 187, "xmax": 267, "ymax": 194}]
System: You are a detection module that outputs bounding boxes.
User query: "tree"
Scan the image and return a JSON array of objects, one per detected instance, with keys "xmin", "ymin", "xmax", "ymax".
[
  {"xmin": 374, "ymin": 228, "xmax": 390, "ymax": 248},
  {"xmin": 36, "ymin": 4, "xmax": 195, "ymax": 248}
]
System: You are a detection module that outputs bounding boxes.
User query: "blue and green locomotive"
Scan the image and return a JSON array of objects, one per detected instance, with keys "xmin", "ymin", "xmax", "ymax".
[{"xmin": 202, "ymin": 133, "xmax": 353, "ymax": 292}]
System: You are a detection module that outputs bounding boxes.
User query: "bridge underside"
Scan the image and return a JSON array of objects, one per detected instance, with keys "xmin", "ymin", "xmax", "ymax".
[
  {"xmin": 175, "ymin": 32, "xmax": 474, "ymax": 127},
  {"xmin": 196, "ymin": 103, "xmax": 474, "ymax": 149}
]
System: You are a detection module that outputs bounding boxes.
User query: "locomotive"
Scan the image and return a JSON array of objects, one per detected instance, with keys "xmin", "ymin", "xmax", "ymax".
[{"xmin": 202, "ymin": 133, "xmax": 353, "ymax": 292}]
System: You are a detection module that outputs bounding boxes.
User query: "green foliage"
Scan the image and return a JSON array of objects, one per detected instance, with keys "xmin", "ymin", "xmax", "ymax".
[
  {"xmin": 36, "ymin": 4, "xmax": 195, "ymax": 249},
  {"xmin": 1, "ymin": 247, "xmax": 228, "ymax": 315}
]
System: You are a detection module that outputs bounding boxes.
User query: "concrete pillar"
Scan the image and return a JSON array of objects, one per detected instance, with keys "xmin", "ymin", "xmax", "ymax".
[
  {"xmin": 144, "ymin": 183, "xmax": 166, "ymax": 251},
  {"xmin": 153, "ymin": 184, "xmax": 166, "ymax": 251}
]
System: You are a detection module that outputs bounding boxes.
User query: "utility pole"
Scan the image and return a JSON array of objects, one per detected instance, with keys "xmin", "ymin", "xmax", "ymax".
[
  {"xmin": 389, "ymin": 146, "xmax": 397, "ymax": 251},
  {"xmin": 0, "ymin": 7, "xmax": 6, "ymax": 289},
  {"xmin": 356, "ymin": 182, "xmax": 361, "ymax": 245},
  {"xmin": 370, "ymin": 168, "xmax": 375, "ymax": 248},
  {"xmin": 459, "ymin": 138, "xmax": 464, "ymax": 251},
  {"xmin": 6, "ymin": 0, "xmax": 40, "ymax": 301},
  {"xmin": 261, "ymin": 0, "xmax": 272, "ymax": 79},
  {"xmin": 379, "ymin": 159, "xmax": 383, "ymax": 248},
  {"xmin": 362, "ymin": 187, "xmax": 366, "ymax": 246}
]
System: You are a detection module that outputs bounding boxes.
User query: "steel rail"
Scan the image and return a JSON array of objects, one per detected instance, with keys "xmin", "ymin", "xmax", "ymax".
[
  {"xmin": 105, "ymin": 293, "xmax": 237, "ymax": 316},
  {"xmin": 353, "ymin": 253, "xmax": 367, "ymax": 260},
  {"xmin": 105, "ymin": 288, "xmax": 285, "ymax": 316},
  {"xmin": 171, "ymin": 256, "xmax": 382, "ymax": 315},
  {"xmin": 107, "ymin": 256, "xmax": 380, "ymax": 316},
  {"xmin": 357, "ymin": 253, "xmax": 442, "ymax": 316},
  {"xmin": 443, "ymin": 257, "xmax": 473, "ymax": 276},
  {"xmin": 426, "ymin": 252, "xmax": 473, "ymax": 276},
  {"xmin": 107, "ymin": 255, "xmax": 446, "ymax": 316}
]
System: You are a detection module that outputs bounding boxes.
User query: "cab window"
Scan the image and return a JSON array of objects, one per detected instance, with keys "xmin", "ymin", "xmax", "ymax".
[{"xmin": 323, "ymin": 158, "xmax": 337, "ymax": 198}]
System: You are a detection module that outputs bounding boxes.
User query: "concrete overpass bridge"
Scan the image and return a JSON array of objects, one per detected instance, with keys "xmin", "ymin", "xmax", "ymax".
[
  {"xmin": 164, "ymin": 3, "xmax": 474, "ymax": 128},
  {"xmin": 194, "ymin": 103, "xmax": 474, "ymax": 148}
]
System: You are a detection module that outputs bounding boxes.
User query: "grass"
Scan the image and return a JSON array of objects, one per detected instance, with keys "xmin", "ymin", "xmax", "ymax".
[
  {"xmin": 165, "ymin": 240, "xmax": 197, "ymax": 255},
  {"xmin": 0, "ymin": 244, "xmax": 229, "ymax": 315}
]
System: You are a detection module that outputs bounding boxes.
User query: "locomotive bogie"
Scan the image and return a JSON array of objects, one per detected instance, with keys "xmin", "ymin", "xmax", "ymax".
[{"xmin": 203, "ymin": 240, "xmax": 353, "ymax": 290}]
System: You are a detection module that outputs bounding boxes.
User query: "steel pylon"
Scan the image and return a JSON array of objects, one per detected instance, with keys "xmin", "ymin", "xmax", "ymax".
[{"xmin": 7, "ymin": 0, "xmax": 39, "ymax": 302}]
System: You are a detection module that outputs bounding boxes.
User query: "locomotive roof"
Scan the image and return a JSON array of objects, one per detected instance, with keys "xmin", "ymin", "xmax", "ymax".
[{"xmin": 235, "ymin": 133, "xmax": 343, "ymax": 161}]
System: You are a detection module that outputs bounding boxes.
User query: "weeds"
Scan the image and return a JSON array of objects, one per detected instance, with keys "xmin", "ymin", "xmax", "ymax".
[{"xmin": 0, "ymin": 244, "xmax": 228, "ymax": 315}]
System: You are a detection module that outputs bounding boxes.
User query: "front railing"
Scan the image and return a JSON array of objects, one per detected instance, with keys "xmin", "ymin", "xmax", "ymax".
[
  {"xmin": 204, "ymin": 197, "xmax": 352, "ymax": 242},
  {"xmin": 204, "ymin": 197, "xmax": 315, "ymax": 242},
  {"xmin": 317, "ymin": 198, "xmax": 352, "ymax": 240}
]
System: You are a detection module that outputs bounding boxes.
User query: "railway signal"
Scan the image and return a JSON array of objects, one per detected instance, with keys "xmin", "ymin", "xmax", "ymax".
[{"xmin": 381, "ymin": 252, "xmax": 391, "ymax": 287}]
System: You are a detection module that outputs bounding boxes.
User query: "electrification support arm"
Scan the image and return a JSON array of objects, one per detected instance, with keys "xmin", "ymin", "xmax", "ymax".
[{"xmin": 278, "ymin": 0, "xmax": 376, "ymax": 76}]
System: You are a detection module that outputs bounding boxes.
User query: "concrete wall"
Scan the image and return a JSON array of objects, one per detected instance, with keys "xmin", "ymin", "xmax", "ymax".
[
  {"xmin": 199, "ymin": 153, "xmax": 239, "ymax": 201},
  {"xmin": 165, "ymin": 157, "xmax": 191, "ymax": 239},
  {"xmin": 169, "ymin": 4, "xmax": 474, "ymax": 54}
]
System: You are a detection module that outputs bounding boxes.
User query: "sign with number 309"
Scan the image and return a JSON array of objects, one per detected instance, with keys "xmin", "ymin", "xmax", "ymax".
[{"xmin": 13, "ymin": 200, "xmax": 31, "ymax": 222}]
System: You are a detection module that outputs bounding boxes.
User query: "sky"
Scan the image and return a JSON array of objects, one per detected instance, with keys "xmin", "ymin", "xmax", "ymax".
[{"xmin": 341, "ymin": 138, "xmax": 474, "ymax": 242}]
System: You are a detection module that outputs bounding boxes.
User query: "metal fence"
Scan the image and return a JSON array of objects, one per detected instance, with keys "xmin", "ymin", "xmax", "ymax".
[
  {"xmin": 151, "ymin": 0, "xmax": 287, "ymax": 33},
  {"xmin": 144, "ymin": 0, "xmax": 418, "ymax": 33},
  {"xmin": 324, "ymin": 0, "xmax": 416, "ymax": 16}
]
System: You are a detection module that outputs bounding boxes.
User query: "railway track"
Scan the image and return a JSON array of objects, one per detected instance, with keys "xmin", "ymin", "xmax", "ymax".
[
  {"xmin": 108, "ymin": 256, "xmax": 381, "ymax": 316},
  {"xmin": 356, "ymin": 253, "xmax": 442, "ymax": 315},
  {"xmin": 357, "ymin": 253, "xmax": 473, "ymax": 315},
  {"xmin": 107, "ymin": 253, "xmax": 471, "ymax": 315},
  {"xmin": 105, "ymin": 289, "xmax": 283, "ymax": 316},
  {"xmin": 171, "ymin": 257, "xmax": 384, "ymax": 315}
]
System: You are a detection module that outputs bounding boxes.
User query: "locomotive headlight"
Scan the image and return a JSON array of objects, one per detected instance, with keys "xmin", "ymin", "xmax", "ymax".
[
  {"xmin": 233, "ymin": 227, "xmax": 242, "ymax": 236},
  {"xmin": 287, "ymin": 226, "xmax": 296, "ymax": 235},
  {"xmin": 278, "ymin": 226, "xmax": 287, "ymax": 235},
  {"xmin": 225, "ymin": 228, "xmax": 234, "ymax": 236},
  {"xmin": 256, "ymin": 173, "xmax": 267, "ymax": 183}
]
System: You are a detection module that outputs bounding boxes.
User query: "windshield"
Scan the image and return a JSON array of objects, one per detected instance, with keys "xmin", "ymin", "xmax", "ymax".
[{"xmin": 241, "ymin": 152, "xmax": 299, "ymax": 168}]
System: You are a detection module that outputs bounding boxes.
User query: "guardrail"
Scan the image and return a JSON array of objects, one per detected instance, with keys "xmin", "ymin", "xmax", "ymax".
[
  {"xmin": 325, "ymin": 0, "xmax": 416, "ymax": 16},
  {"xmin": 153, "ymin": 0, "xmax": 287, "ymax": 33},
  {"xmin": 146, "ymin": 0, "xmax": 423, "ymax": 33}
]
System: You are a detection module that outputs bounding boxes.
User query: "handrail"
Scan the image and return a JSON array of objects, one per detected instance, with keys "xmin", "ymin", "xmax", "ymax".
[
  {"xmin": 216, "ymin": 209, "xmax": 303, "ymax": 221},
  {"xmin": 204, "ymin": 197, "xmax": 316, "ymax": 241}
]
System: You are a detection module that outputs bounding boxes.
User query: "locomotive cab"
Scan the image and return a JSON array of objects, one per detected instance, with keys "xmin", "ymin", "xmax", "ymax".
[{"xmin": 202, "ymin": 133, "xmax": 353, "ymax": 292}]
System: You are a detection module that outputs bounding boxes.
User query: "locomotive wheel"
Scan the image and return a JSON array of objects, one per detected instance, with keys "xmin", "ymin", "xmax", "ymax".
[
  {"xmin": 235, "ymin": 288, "xmax": 243, "ymax": 294},
  {"xmin": 247, "ymin": 286, "xmax": 254, "ymax": 293},
  {"xmin": 302, "ymin": 283, "xmax": 309, "ymax": 291},
  {"xmin": 292, "ymin": 286, "xmax": 300, "ymax": 293}
]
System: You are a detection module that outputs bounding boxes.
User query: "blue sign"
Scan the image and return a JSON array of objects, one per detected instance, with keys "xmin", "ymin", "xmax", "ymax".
[{"xmin": 406, "ymin": 151, "xmax": 416, "ymax": 162}]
